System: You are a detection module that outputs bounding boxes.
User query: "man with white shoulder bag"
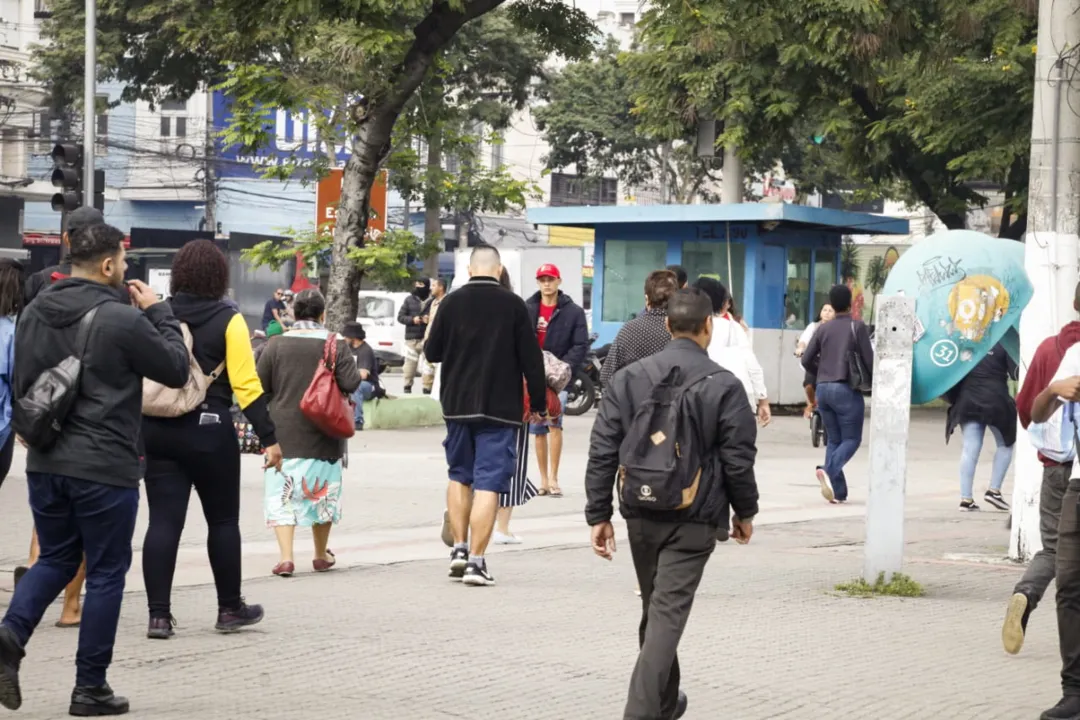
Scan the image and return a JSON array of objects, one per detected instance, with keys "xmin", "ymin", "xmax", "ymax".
[{"xmin": 1016, "ymin": 281, "xmax": 1080, "ymax": 720}]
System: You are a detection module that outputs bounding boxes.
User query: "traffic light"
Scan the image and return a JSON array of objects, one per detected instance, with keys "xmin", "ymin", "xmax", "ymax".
[{"xmin": 50, "ymin": 144, "xmax": 104, "ymax": 213}]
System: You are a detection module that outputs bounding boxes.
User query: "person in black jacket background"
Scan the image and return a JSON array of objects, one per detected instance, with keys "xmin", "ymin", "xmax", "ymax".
[
  {"xmin": 800, "ymin": 284, "xmax": 873, "ymax": 504},
  {"xmin": 945, "ymin": 342, "xmax": 1017, "ymax": 511},
  {"xmin": 525, "ymin": 264, "xmax": 588, "ymax": 497},
  {"xmin": 397, "ymin": 277, "xmax": 434, "ymax": 394},
  {"xmin": 585, "ymin": 288, "xmax": 758, "ymax": 720},
  {"xmin": 22, "ymin": 206, "xmax": 104, "ymax": 306},
  {"xmin": 0, "ymin": 223, "xmax": 189, "ymax": 716}
]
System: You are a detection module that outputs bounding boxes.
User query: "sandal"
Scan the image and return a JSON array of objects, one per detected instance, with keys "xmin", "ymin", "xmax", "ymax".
[
  {"xmin": 536, "ymin": 488, "xmax": 550, "ymax": 497},
  {"xmin": 549, "ymin": 487, "xmax": 564, "ymax": 498}
]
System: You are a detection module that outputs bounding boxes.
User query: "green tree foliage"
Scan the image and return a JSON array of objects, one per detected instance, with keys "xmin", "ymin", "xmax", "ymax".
[
  {"xmin": 626, "ymin": 0, "xmax": 1035, "ymax": 236},
  {"xmin": 535, "ymin": 38, "xmax": 723, "ymax": 203},
  {"xmin": 34, "ymin": 0, "xmax": 596, "ymax": 328},
  {"xmin": 387, "ymin": 10, "xmax": 548, "ymax": 248}
]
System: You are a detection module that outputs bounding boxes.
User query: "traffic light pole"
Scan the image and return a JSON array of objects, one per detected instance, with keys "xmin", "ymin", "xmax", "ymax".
[{"xmin": 82, "ymin": 0, "xmax": 95, "ymax": 204}]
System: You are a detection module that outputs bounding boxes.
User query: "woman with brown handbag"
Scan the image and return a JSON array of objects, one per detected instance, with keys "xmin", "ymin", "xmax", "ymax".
[{"xmin": 257, "ymin": 289, "xmax": 361, "ymax": 577}]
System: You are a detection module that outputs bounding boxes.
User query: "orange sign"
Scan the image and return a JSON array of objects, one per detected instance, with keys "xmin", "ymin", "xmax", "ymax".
[{"xmin": 316, "ymin": 169, "xmax": 388, "ymax": 242}]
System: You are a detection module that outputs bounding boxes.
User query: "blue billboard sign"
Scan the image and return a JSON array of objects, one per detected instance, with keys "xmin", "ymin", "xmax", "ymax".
[{"xmin": 212, "ymin": 91, "xmax": 352, "ymax": 178}]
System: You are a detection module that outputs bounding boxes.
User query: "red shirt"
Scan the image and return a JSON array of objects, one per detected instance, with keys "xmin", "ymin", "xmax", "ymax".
[
  {"xmin": 536, "ymin": 303, "xmax": 556, "ymax": 350},
  {"xmin": 1016, "ymin": 321, "xmax": 1080, "ymax": 465}
]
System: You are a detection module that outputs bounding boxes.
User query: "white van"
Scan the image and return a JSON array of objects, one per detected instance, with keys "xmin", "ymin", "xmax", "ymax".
[{"xmin": 357, "ymin": 291, "xmax": 410, "ymax": 367}]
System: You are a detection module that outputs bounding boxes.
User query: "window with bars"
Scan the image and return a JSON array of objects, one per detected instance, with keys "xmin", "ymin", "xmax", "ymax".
[{"xmin": 549, "ymin": 172, "xmax": 617, "ymax": 207}]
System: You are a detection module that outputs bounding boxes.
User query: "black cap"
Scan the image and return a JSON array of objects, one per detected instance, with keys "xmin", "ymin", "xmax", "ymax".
[
  {"xmin": 342, "ymin": 322, "xmax": 365, "ymax": 341},
  {"xmin": 67, "ymin": 206, "xmax": 105, "ymax": 234}
]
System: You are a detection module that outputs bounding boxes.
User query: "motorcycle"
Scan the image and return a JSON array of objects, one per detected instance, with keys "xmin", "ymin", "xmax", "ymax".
[{"xmin": 564, "ymin": 335, "xmax": 607, "ymax": 416}]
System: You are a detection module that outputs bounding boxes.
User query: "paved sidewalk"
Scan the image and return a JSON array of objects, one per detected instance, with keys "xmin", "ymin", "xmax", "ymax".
[{"xmin": 0, "ymin": 509, "xmax": 1061, "ymax": 720}]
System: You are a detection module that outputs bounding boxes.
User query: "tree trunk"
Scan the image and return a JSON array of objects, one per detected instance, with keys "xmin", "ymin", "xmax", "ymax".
[
  {"xmin": 321, "ymin": 0, "xmax": 508, "ymax": 330},
  {"xmin": 423, "ymin": 121, "xmax": 443, "ymax": 277}
]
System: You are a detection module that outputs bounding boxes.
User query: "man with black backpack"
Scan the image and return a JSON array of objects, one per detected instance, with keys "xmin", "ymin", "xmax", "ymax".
[
  {"xmin": 585, "ymin": 288, "xmax": 759, "ymax": 720},
  {"xmin": 0, "ymin": 223, "xmax": 189, "ymax": 716}
]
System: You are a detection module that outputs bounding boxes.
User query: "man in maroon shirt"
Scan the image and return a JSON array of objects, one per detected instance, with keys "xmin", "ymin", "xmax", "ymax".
[{"xmin": 1003, "ymin": 282, "xmax": 1080, "ymax": 657}]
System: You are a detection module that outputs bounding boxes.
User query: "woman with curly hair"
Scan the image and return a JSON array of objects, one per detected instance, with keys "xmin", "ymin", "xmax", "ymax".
[{"xmin": 141, "ymin": 240, "xmax": 282, "ymax": 640}]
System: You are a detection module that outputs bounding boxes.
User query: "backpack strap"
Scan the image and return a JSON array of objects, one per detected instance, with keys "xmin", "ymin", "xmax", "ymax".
[{"xmin": 75, "ymin": 306, "xmax": 99, "ymax": 362}]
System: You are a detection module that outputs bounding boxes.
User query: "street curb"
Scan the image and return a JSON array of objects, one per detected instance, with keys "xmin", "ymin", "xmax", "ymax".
[{"xmin": 363, "ymin": 396, "xmax": 443, "ymax": 429}]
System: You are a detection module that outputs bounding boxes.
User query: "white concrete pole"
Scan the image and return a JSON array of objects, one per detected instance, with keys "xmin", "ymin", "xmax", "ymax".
[
  {"xmin": 721, "ymin": 145, "xmax": 743, "ymax": 204},
  {"xmin": 864, "ymin": 296, "xmax": 915, "ymax": 582},
  {"xmin": 1011, "ymin": 0, "xmax": 1080, "ymax": 561}
]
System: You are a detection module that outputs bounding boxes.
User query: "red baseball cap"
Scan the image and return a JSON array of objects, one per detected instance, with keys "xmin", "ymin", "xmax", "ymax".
[{"xmin": 536, "ymin": 264, "xmax": 561, "ymax": 280}]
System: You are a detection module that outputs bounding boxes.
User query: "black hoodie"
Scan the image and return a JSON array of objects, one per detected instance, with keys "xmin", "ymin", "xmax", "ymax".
[
  {"xmin": 153, "ymin": 292, "xmax": 276, "ymax": 446},
  {"xmin": 14, "ymin": 278, "xmax": 190, "ymax": 488}
]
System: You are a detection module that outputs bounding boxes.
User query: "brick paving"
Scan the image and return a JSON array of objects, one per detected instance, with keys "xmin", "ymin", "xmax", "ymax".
[{"xmin": 0, "ymin": 508, "xmax": 1061, "ymax": 720}]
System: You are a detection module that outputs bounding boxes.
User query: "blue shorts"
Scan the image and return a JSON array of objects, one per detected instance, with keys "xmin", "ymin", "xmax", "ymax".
[
  {"xmin": 443, "ymin": 421, "xmax": 518, "ymax": 494},
  {"xmin": 529, "ymin": 390, "xmax": 568, "ymax": 436}
]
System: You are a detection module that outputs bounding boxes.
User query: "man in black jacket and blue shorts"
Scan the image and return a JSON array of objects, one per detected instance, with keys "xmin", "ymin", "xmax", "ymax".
[
  {"xmin": 585, "ymin": 288, "xmax": 759, "ymax": 720},
  {"xmin": 425, "ymin": 245, "xmax": 547, "ymax": 587}
]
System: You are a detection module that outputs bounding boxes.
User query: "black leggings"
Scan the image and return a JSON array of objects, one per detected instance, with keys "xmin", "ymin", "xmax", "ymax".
[{"xmin": 142, "ymin": 408, "xmax": 242, "ymax": 617}]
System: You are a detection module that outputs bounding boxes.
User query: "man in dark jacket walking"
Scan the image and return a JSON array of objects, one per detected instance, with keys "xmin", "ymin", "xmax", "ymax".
[
  {"xmin": 0, "ymin": 223, "xmax": 189, "ymax": 716},
  {"xmin": 426, "ymin": 246, "xmax": 547, "ymax": 587},
  {"xmin": 398, "ymin": 277, "xmax": 434, "ymax": 394},
  {"xmin": 525, "ymin": 263, "xmax": 588, "ymax": 496},
  {"xmin": 585, "ymin": 288, "xmax": 759, "ymax": 720}
]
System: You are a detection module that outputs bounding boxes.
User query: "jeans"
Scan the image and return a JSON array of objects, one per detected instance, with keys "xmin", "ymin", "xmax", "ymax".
[
  {"xmin": 815, "ymin": 382, "xmax": 865, "ymax": 502},
  {"xmin": 958, "ymin": 422, "xmax": 1013, "ymax": 500},
  {"xmin": 1015, "ymin": 463, "xmax": 1070, "ymax": 610},
  {"xmin": 1055, "ymin": 481, "xmax": 1080, "ymax": 694},
  {"xmin": 352, "ymin": 381, "xmax": 375, "ymax": 427},
  {"xmin": 2, "ymin": 473, "xmax": 138, "ymax": 687},
  {"xmin": 624, "ymin": 519, "xmax": 716, "ymax": 720}
]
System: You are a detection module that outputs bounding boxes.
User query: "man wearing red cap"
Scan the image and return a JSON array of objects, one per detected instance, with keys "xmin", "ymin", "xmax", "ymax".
[{"xmin": 526, "ymin": 264, "xmax": 588, "ymax": 497}]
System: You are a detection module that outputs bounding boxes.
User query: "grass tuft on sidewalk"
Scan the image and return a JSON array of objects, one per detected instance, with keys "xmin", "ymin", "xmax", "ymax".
[{"xmin": 835, "ymin": 572, "xmax": 925, "ymax": 598}]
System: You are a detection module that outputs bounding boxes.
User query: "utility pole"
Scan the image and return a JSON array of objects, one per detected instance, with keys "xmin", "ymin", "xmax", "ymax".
[
  {"xmin": 864, "ymin": 296, "xmax": 915, "ymax": 582},
  {"xmin": 82, "ymin": 0, "xmax": 96, "ymax": 205},
  {"xmin": 1011, "ymin": 0, "xmax": 1080, "ymax": 561},
  {"xmin": 204, "ymin": 90, "xmax": 216, "ymax": 233},
  {"xmin": 721, "ymin": 145, "xmax": 743, "ymax": 204}
]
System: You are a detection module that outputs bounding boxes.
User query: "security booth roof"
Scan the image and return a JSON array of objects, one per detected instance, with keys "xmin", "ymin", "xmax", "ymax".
[{"xmin": 527, "ymin": 203, "xmax": 910, "ymax": 236}]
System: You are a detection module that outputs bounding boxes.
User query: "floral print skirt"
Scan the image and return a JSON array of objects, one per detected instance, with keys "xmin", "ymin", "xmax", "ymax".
[{"xmin": 264, "ymin": 458, "xmax": 343, "ymax": 527}]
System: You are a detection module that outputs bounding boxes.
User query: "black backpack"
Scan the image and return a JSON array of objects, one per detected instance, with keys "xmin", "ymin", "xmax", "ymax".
[
  {"xmin": 13, "ymin": 307, "xmax": 98, "ymax": 450},
  {"xmin": 617, "ymin": 361, "xmax": 715, "ymax": 512}
]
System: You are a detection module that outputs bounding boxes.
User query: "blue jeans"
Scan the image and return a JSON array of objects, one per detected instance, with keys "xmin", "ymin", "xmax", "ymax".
[
  {"xmin": 959, "ymin": 422, "xmax": 1013, "ymax": 500},
  {"xmin": 815, "ymin": 382, "xmax": 865, "ymax": 502},
  {"xmin": 352, "ymin": 381, "xmax": 375, "ymax": 426},
  {"xmin": 2, "ymin": 473, "xmax": 138, "ymax": 687}
]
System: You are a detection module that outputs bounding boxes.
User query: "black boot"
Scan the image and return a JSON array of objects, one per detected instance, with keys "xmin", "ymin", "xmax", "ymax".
[
  {"xmin": 674, "ymin": 691, "xmax": 688, "ymax": 719},
  {"xmin": 1041, "ymin": 696, "xmax": 1080, "ymax": 720},
  {"xmin": 403, "ymin": 385, "xmax": 413, "ymax": 394},
  {"xmin": 0, "ymin": 626, "xmax": 24, "ymax": 711},
  {"xmin": 69, "ymin": 684, "xmax": 129, "ymax": 716},
  {"xmin": 215, "ymin": 599, "xmax": 264, "ymax": 633}
]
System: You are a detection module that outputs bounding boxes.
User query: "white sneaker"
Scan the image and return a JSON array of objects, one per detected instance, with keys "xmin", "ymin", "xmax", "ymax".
[
  {"xmin": 816, "ymin": 468, "xmax": 835, "ymax": 503},
  {"xmin": 493, "ymin": 531, "xmax": 523, "ymax": 545}
]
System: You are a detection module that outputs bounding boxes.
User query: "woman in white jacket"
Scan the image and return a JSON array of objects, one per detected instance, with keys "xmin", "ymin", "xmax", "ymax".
[{"xmin": 694, "ymin": 277, "xmax": 771, "ymax": 426}]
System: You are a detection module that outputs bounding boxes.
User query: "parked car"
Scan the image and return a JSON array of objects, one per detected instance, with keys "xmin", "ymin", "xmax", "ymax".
[{"xmin": 357, "ymin": 291, "xmax": 410, "ymax": 368}]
